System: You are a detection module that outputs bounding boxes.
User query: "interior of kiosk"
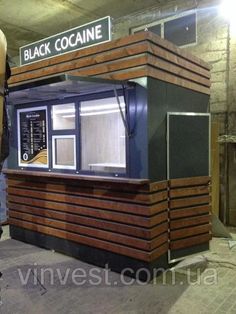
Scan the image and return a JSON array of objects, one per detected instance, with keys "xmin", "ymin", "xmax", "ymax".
[{"xmin": 9, "ymin": 74, "xmax": 138, "ymax": 177}]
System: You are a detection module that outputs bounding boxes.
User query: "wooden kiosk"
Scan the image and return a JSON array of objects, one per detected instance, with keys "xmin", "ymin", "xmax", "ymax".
[{"xmin": 4, "ymin": 32, "xmax": 211, "ymax": 280}]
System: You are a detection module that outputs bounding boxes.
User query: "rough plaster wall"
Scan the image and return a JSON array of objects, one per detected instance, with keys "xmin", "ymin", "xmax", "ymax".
[{"xmin": 113, "ymin": 0, "xmax": 235, "ymax": 222}]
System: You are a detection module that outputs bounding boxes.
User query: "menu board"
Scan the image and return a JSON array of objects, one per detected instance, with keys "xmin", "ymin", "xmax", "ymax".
[{"xmin": 18, "ymin": 107, "xmax": 48, "ymax": 167}]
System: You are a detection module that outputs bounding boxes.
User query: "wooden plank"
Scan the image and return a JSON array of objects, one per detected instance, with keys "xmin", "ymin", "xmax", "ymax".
[
  {"xmin": 6, "ymin": 172, "xmax": 167, "ymax": 194},
  {"xmin": 8, "ymin": 202, "xmax": 169, "ymax": 241},
  {"xmin": 6, "ymin": 177, "xmax": 148, "ymax": 193},
  {"xmin": 10, "ymin": 31, "xmax": 210, "ymax": 78},
  {"xmin": 146, "ymin": 32, "xmax": 210, "ymax": 70},
  {"xmin": 150, "ymin": 232, "xmax": 168, "ymax": 250},
  {"xmin": 170, "ymin": 214, "xmax": 211, "ymax": 230},
  {"xmin": 92, "ymin": 65, "xmax": 147, "ymax": 81},
  {"xmin": 11, "ymin": 41, "xmax": 210, "ymax": 82},
  {"xmin": 9, "ymin": 54, "xmax": 211, "ymax": 96},
  {"xmin": 7, "ymin": 178, "xmax": 167, "ymax": 205},
  {"xmin": 8, "ymin": 202, "xmax": 149, "ymax": 238},
  {"xmin": 169, "ymin": 176, "xmax": 211, "ymax": 188},
  {"xmin": 170, "ymin": 233, "xmax": 211, "ymax": 250},
  {"xmin": 148, "ymin": 42, "xmax": 210, "ymax": 79},
  {"xmin": 150, "ymin": 201, "xmax": 168, "ymax": 215},
  {"xmin": 170, "ymin": 195, "xmax": 211, "ymax": 210},
  {"xmin": 10, "ymin": 45, "xmax": 210, "ymax": 89},
  {"xmin": 149, "ymin": 222, "xmax": 169, "ymax": 239},
  {"xmin": 7, "ymin": 187, "xmax": 155, "ymax": 216},
  {"xmin": 92, "ymin": 66, "xmax": 210, "ymax": 95},
  {"xmin": 169, "ymin": 186, "xmax": 210, "ymax": 198},
  {"xmin": 11, "ymin": 42, "xmax": 149, "ymax": 78},
  {"xmin": 10, "ymin": 210, "xmax": 154, "ymax": 251},
  {"xmin": 8, "ymin": 31, "xmax": 210, "ymax": 95},
  {"xmin": 149, "ymin": 181, "xmax": 168, "ymax": 192},
  {"xmin": 150, "ymin": 242, "xmax": 169, "ymax": 260},
  {"xmin": 148, "ymin": 55, "xmax": 211, "ymax": 87},
  {"xmin": 147, "ymin": 66, "xmax": 210, "ymax": 95},
  {"xmin": 9, "ymin": 54, "xmax": 149, "ymax": 85},
  {"xmin": 150, "ymin": 211, "xmax": 168, "ymax": 227},
  {"xmin": 169, "ymin": 205, "xmax": 210, "ymax": 219},
  {"xmin": 4, "ymin": 169, "xmax": 149, "ymax": 185},
  {"xmin": 9, "ymin": 218, "xmax": 151, "ymax": 261},
  {"xmin": 7, "ymin": 194, "xmax": 160, "ymax": 228},
  {"xmin": 170, "ymin": 224, "xmax": 211, "ymax": 240}
]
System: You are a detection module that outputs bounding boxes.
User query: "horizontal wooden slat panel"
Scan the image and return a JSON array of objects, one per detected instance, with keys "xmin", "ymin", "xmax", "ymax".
[
  {"xmin": 168, "ymin": 175, "xmax": 211, "ymax": 254},
  {"xmin": 10, "ymin": 210, "xmax": 162, "ymax": 251},
  {"xmin": 169, "ymin": 205, "xmax": 210, "ymax": 219},
  {"xmin": 9, "ymin": 32, "xmax": 210, "ymax": 95},
  {"xmin": 170, "ymin": 214, "xmax": 211, "ymax": 230},
  {"xmin": 147, "ymin": 66, "xmax": 210, "ymax": 95},
  {"xmin": 170, "ymin": 224, "xmax": 211, "ymax": 240},
  {"xmin": 8, "ymin": 194, "xmax": 167, "ymax": 228},
  {"xmin": 8, "ymin": 202, "xmax": 168, "ymax": 240},
  {"xmin": 146, "ymin": 32, "xmax": 210, "ymax": 70},
  {"xmin": 170, "ymin": 233, "xmax": 211, "ymax": 250},
  {"xmin": 7, "ymin": 187, "xmax": 156, "ymax": 216},
  {"xmin": 148, "ymin": 42, "xmax": 210, "ymax": 78},
  {"xmin": 9, "ymin": 218, "xmax": 151, "ymax": 261},
  {"xmin": 169, "ymin": 176, "xmax": 211, "ymax": 188},
  {"xmin": 7, "ymin": 194, "xmax": 151, "ymax": 227},
  {"xmin": 170, "ymin": 195, "xmax": 211, "ymax": 210},
  {"xmin": 10, "ymin": 56, "xmax": 210, "ymax": 95},
  {"xmin": 92, "ymin": 66, "xmax": 210, "ymax": 95},
  {"xmin": 91, "ymin": 65, "xmax": 147, "ymax": 80},
  {"xmin": 10, "ymin": 32, "xmax": 210, "ymax": 78},
  {"xmin": 169, "ymin": 186, "xmax": 210, "ymax": 198},
  {"xmin": 148, "ymin": 55, "xmax": 210, "ymax": 87},
  {"xmin": 10, "ymin": 54, "xmax": 148, "ymax": 85},
  {"xmin": 8, "ymin": 186, "xmax": 168, "ymax": 217},
  {"xmin": 10, "ymin": 32, "xmax": 152, "ymax": 75},
  {"xmin": 11, "ymin": 43, "xmax": 149, "ymax": 79},
  {"xmin": 8, "ymin": 202, "xmax": 148, "ymax": 238},
  {"xmin": 6, "ymin": 172, "xmax": 212, "ymax": 263},
  {"xmin": 7, "ymin": 179, "xmax": 167, "ymax": 205}
]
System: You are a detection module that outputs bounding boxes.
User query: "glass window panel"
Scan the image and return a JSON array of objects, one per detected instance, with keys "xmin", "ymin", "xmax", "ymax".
[
  {"xmin": 164, "ymin": 13, "xmax": 196, "ymax": 46},
  {"xmin": 80, "ymin": 97, "xmax": 126, "ymax": 174},
  {"xmin": 147, "ymin": 24, "xmax": 161, "ymax": 36},
  {"xmin": 52, "ymin": 135, "xmax": 76, "ymax": 169},
  {"xmin": 133, "ymin": 23, "xmax": 161, "ymax": 36},
  {"xmin": 52, "ymin": 103, "xmax": 75, "ymax": 130}
]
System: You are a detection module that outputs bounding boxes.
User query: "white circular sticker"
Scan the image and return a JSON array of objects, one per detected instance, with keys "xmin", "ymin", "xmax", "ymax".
[{"xmin": 23, "ymin": 153, "xmax": 29, "ymax": 161}]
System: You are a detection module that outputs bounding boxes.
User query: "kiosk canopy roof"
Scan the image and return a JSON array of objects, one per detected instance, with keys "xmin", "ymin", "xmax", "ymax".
[{"xmin": 9, "ymin": 74, "xmax": 134, "ymax": 105}]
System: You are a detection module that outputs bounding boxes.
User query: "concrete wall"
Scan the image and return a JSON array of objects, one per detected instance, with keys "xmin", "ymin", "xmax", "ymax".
[{"xmin": 113, "ymin": 0, "xmax": 236, "ymax": 224}]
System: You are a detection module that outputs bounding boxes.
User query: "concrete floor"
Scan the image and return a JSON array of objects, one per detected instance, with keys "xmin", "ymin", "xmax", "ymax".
[{"xmin": 1, "ymin": 226, "xmax": 236, "ymax": 314}]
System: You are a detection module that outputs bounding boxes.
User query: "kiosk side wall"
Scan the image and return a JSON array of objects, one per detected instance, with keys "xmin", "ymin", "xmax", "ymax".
[{"xmin": 147, "ymin": 78, "xmax": 210, "ymax": 181}]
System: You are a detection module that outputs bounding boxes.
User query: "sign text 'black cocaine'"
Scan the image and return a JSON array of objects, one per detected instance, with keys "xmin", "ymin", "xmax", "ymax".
[{"xmin": 20, "ymin": 16, "xmax": 111, "ymax": 65}]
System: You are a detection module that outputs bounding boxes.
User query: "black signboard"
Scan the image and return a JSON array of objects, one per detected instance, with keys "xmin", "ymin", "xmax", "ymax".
[
  {"xmin": 20, "ymin": 16, "xmax": 111, "ymax": 65},
  {"xmin": 18, "ymin": 107, "xmax": 48, "ymax": 167}
]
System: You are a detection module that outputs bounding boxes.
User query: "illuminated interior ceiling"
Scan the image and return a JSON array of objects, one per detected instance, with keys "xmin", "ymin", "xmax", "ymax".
[{"xmin": 0, "ymin": 0, "xmax": 162, "ymax": 64}]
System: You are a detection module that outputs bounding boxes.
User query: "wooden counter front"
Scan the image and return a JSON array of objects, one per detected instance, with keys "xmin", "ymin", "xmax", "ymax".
[
  {"xmin": 4, "ymin": 170, "xmax": 169, "ymax": 263},
  {"xmin": 4, "ymin": 170, "xmax": 211, "ymax": 271}
]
